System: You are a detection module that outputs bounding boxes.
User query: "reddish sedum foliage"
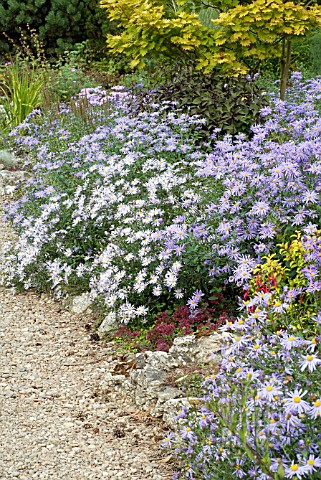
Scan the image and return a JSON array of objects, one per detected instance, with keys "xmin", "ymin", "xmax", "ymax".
[
  {"xmin": 112, "ymin": 302, "xmax": 232, "ymax": 352},
  {"xmin": 146, "ymin": 304, "xmax": 230, "ymax": 352},
  {"xmin": 113, "ymin": 325, "xmax": 141, "ymax": 340}
]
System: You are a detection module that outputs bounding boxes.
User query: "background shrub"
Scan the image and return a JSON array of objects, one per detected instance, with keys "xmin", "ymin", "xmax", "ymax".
[
  {"xmin": 309, "ymin": 30, "xmax": 321, "ymax": 75},
  {"xmin": 0, "ymin": 0, "xmax": 111, "ymax": 57},
  {"xmin": 133, "ymin": 66, "xmax": 268, "ymax": 138}
]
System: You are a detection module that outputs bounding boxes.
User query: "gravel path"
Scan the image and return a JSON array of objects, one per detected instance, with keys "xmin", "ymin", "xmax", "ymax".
[{"xmin": 0, "ymin": 194, "xmax": 173, "ymax": 479}]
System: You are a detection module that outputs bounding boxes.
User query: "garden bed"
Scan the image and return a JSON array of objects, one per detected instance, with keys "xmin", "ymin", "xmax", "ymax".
[{"xmin": 1, "ymin": 72, "xmax": 321, "ymax": 479}]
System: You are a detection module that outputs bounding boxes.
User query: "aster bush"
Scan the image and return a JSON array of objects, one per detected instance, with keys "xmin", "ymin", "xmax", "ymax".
[
  {"xmin": 165, "ymin": 290, "xmax": 321, "ymax": 480},
  {"xmin": 1, "ymin": 86, "xmax": 220, "ymax": 324}
]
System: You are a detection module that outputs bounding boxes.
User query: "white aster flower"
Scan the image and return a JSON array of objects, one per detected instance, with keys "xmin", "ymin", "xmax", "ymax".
[
  {"xmin": 136, "ymin": 305, "xmax": 149, "ymax": 316},
  {"xmin": 257, "ymin": 381, "xmax": 283, "ymax": 402},
  {"xmin": 153, "ymin": 285, "xmax": 162, "ymax": 296},
  {"xmin": 174, "ymin": 288, "xmax": 184, "ymax": 299},
  {"xmin": 300, "ymin": 354, "xmax": 321, "ymax": 372},
  {"xmin": 303, "ymin": 455, "xmax": 321, "ymax": 474},
  {"xmin": 309, "ymin": 398, "xmax": 321, "ymax": 419},
  {"xmin": 283, "ymin": 389, "xmax": 310, "ymax": 415}
]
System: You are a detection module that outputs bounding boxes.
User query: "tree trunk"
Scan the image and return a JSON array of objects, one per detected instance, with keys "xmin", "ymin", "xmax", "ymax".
[{"xmin": 280, "ymin": 38, "xmax": 292, "ymax": 100}]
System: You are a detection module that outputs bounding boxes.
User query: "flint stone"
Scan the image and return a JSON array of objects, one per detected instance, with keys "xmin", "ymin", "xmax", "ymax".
[
  {"xmin": 168, "ymin": 333, "xmax": 224, "ymax": 365},
  {"xmin": 162, "ymin": 398, "xmax": 191, "ymax": 425},
  {"xmin": 135, "ymin": 351, "xmax": 171, "ymax": 371},
  {"xmin": 69, "ymin": 293, "xmax": 92, "ymax": 314},
  {"xmin": 131, "ymin": 366, "xmax": 167, "ymax": 387},
  {"xmin": 129, "ymin": 367, "xmax": 169, "ymax": 408},
  {"xmin": 98, "ymin": 315, "xmax": 119, "ymax": 333},
  {"xmin": 152, "ymin": 387, "xmax": 183, "ymax": 417},
  {"xmin": 0, "ymin": 149, "xmax": 20, "ymax": 168}
]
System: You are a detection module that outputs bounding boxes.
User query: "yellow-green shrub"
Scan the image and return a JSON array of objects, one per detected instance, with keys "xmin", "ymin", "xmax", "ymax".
[
  {"xmin": 100, "ymin": 0, "xmax": 321, "ymax": 98},
  {"xmin": 248, "ymin": 231, "xmax": 321, "ymax": 333}
]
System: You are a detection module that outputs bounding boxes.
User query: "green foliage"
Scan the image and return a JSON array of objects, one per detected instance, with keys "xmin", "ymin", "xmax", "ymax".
[
  {"xmin": 309, "ymin": 29, "xmax": 321, "ymax": 74},
  {"xmin": 44, "ymin": 47, "xmax": 101, "ymax": 101},
  {"xmin": 101, "ymin": 0, "xmax": 211, "ymax": 69},
  {"xmin": 295, "ymin": 27, "xmax": 321, "ymax": 76},
  {"xmin": 212, "ymin": 0, "xmax": 321, "ymax": 68},
  {"xmin": 0, "ymin": 0, "xmax": 111, "ymax": 57},
  {"xmin": 135, "ymin": 67, "xmax": 268, "ymax": 137},
  {"xmin": 0, "ymin": 59, "xmax": 44, "ymax": 134}
]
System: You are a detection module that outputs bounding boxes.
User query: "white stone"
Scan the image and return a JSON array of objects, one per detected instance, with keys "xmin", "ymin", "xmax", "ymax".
[
  {"xmin": 145, "ymin": 351, "xmax": 171, "ymax": 370},
  {"xmin": 98, "ymin": 315, "xmax": 119, "ymax": 333},
  {"xmin": 69, "ymin": 293, "xmax": 92, "ymax": 314},
  {"xmin": 162, "ymin": 398, "xmax": 191, "ymax": 425},
  {"xmin": 194, "ymin": 333, "xmax": 224, "ymax": 364},
  {"xmin": 0, "ymin": 149, "xmax": 19, "ymax": 168},
  {"xmin": 168, "ymin": 333, "xmax": 224, "ymax": 365}
]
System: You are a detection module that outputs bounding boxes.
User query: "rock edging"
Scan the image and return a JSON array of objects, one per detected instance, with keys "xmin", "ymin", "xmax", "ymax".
[
  {"xmin": 68, "ymin": 293, "xmax": 229, "ymax": 425},
  {"xmin": 102, "ymin": 332, "xmax": 228, "ymax": 424}
]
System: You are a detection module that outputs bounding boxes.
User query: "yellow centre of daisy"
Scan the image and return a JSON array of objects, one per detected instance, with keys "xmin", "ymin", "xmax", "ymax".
[
  {"xmin": 290, "ymin": 465, "xmax": 299, "ymax": 472},
  {"xmin": 289, "ymin": 336, "xmax": 295, "ymax": 341},
  {"xmin": 236, "ymin": 368, "xmax": 242, "ymax": 373},
  {"xmin": 312, "ymin": 338, "xmax": 316, "ymax": 344},
  {"xmin": 294, "ymin": 396, "xmax": 301, "ymax": 403},
  {"xmin": 238, "ymin": 319, "xmax": 244, "ymax": 325},
  {"xmin": 186, "ymin": 427, "xmax": 191, "ymax": 432},
  {"xmin": 308, "ymin": 459, "xmax": 315, "ymax": 466},
  {"xmin": 314, "ymin": 400, "xmax": 321, "ymax": 407},
  {"xmin": 307, "ymin": 355, "xmax": 313, "ymax": 361},
  {"xmin": 254, "ymin": 344, "xmax": 260, "ymax": 349},
  {"xmin": 266, "ymin": 385, "xmax": 273, "ymax": 392}
]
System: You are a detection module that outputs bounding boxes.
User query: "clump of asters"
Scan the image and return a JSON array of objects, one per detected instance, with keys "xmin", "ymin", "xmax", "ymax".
[{"xmin": 165, "ymin": 287, "xmax": 321, "ymax": 480}]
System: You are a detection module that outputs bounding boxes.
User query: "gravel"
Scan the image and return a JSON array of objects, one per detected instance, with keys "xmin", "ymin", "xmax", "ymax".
[{"xmin": 0, "ymin": 188, "xmax": 174, "ymax": 479}]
